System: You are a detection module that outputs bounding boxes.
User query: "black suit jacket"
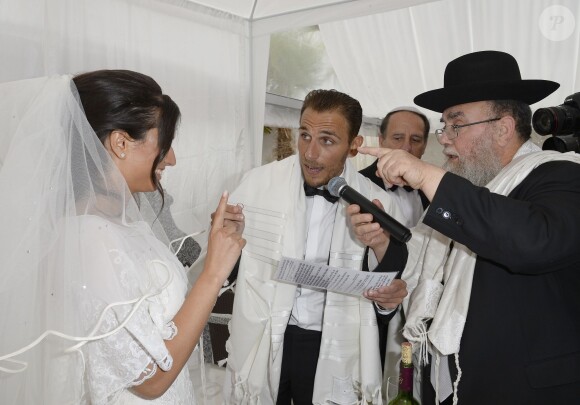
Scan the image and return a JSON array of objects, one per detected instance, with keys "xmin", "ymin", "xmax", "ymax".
[{"xmin": 423, "ymin": 161, "xmax": 580, "ymax": 404}]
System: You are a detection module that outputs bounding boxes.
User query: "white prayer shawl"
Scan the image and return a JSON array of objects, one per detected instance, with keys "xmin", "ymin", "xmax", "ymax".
[
  {"xmin": 402, "ymin": 144, "xmax": 580, "ymax": 404},
  {"xmin": 223, "ymin": 155, "xmax": 403, "ymax": 405}
]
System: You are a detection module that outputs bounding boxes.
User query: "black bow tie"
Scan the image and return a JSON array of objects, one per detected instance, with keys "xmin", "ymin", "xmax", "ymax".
[
  {"xmin": 389, "ymin": 185, "xmax": 415, "ymax": 192},
  {"xmin": 304, "ymin": 183, "xmax": 339, "ymax": 203}
]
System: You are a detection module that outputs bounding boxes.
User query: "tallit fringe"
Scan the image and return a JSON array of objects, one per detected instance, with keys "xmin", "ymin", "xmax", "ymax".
[
  {"xmin": 405, "ymin": 322, "xmax": 430, "ymax": 366},
  {"xmin": 431, "ymin": 352, "xmax": 462, "ymax": 405},
  {"xmin": 434, "ymin": 354, "xmax": 440, "ymax": 404},
  {"xmin": 452, "ymin": 352, "xmax": 461, "ymax": 405}
]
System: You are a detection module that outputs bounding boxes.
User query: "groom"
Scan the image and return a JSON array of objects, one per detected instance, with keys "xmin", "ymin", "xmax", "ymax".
[{"xmin": 223, "ymin": 89, "xmax": 408, "ymax": 404}]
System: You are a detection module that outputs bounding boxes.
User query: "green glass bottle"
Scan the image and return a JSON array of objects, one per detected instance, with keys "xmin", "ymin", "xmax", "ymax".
[{"xmin": 387, "ymin": 341, "xmax": 420, "ymax": 405}]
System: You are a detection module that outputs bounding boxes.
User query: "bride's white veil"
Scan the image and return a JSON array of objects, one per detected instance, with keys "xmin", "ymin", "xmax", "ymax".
[{"xmin": 0, "ymin": 75, "xmax": 176, "ymax": 403}]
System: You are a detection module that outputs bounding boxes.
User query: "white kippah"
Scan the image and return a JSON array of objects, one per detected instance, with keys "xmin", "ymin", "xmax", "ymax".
[{"xmin": 388, "ymin": 105, "xmax": 427, "ymax": 117}]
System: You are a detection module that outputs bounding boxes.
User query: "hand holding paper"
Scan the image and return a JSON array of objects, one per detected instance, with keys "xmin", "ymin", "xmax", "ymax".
[{"xmin": 363, "ymin": 278, "xmax": 407, "ymax": 310}]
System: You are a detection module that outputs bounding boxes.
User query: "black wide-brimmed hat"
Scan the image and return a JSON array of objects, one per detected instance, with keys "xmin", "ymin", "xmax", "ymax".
[{"xmin": 414, "ymin": 50, "xmax": 559, "ymax": 113}]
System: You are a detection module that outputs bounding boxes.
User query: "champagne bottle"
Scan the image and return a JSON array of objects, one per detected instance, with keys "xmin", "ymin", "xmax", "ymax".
[{"xmin": 387, "ymin": 341, "xmax": 420, "ymax": 405}]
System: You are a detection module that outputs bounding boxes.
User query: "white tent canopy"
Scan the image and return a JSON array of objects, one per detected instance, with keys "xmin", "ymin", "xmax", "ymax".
[{"xmin": 1, "ymin": 0, "xmax": 579, "ymax": 233}]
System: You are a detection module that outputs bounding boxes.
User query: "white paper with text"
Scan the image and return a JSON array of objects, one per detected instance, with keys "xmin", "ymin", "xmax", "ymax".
[{"xmin": 273, "ymin": 256, "xmax": 396, "ymax": 296}]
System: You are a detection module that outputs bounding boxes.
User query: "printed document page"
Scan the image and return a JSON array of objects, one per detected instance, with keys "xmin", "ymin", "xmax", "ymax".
[{"xmin": 273, "ymin": 256, "xmax": 396, "ymax": 296}]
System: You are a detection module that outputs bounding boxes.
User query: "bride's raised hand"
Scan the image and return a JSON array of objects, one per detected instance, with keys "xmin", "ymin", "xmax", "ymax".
[{"xmin": 204, "ymin": 191, "xmax": 246, "ymax": 284}]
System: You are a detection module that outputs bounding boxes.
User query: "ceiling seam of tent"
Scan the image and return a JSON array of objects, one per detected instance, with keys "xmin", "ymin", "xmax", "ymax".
[
  {"xmin": 251, "ymin": 0, "xmax": 357, "ymax": 23},
  {"xmin": 251, "ymin": 0, "xmax": 443, "ymax": 38},
  {"xmin": 157, "ymin": 0, "xmax": 244, "ymax": 21},
  {"xmin": 250, "ymin": 0, "xmax": 258, "ymax": 21}
]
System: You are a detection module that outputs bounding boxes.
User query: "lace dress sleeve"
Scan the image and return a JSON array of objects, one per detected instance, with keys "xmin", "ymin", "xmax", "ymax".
[{"xmin": 75, "ymin": 216, "xmax": 188, "ymax": 404}]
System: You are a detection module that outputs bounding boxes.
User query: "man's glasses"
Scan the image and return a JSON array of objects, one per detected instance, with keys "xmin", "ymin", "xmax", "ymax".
[{"xmin": 435, "ymin": 117, "xmax": 500, "ymax": 142}]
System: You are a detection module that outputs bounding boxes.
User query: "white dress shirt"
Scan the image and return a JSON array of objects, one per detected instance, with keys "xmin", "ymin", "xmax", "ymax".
[{"xmin": 288, "ymin": 193, "xmax": 337, "ymax": 331}]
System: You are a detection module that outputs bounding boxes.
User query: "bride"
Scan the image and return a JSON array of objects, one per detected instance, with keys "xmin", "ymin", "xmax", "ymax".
[{"xmin": 0, "ymin": 70, "xmax": 245, "ymax": 404}]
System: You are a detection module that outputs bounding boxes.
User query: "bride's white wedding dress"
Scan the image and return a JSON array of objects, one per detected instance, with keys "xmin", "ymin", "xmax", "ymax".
[{"xmin": 77, "ymin": 215, "xmax": 195, "ymax": 405}]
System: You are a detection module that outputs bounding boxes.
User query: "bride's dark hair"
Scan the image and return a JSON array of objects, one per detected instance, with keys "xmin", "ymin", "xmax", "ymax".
[{"xmin": 73, "ymin": 70, "xmax": 180, "ymax": 201}]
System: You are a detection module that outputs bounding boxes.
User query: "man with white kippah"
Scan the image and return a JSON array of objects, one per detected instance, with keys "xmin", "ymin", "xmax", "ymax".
[
  {"xmin": 359, "ymin": 106, "xmax": 431, "ymax": 383},
  {"xmin": 361, "ymin": 106, "xmax": 431, "ymax": 229}
]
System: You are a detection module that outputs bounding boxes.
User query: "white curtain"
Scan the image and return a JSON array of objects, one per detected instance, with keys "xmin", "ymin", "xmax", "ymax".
[
  {"xmin": 320, "ymin": 0, "xmax": 580, "ymax": 123},
  {"xmin": 3, "ymin": 0, "xmax": 579, "ymax": 233},
  {"xmin": 0, "ymin": 0, "xmax": 254, "ymax": 233}
]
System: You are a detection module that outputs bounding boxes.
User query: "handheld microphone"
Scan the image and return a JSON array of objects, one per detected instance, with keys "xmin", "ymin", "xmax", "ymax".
[{"xmin": 328, "ymin": 177, "xmax": 412, "ymax": 243}]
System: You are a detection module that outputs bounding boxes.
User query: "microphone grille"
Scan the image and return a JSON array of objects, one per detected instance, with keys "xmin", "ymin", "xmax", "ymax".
[{"xmin": 327, "ymin": 177, "xmax": 347, "ymax": 197}]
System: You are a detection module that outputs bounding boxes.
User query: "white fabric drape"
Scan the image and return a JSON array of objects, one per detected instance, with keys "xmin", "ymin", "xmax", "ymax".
[
  {"xmin": 250, "ymin": 34, "xmax": 272, "ymax": 167},
  {"xmin": 0, "ymin": 0, "xmax": 254, "ymax": 233},
  {"xmin": 4, "ymin": 0, "xmax": 577, "ymax": 233},
  {"xmin": 7, "ymin": 0, "xmax": 573, "ymax": 235},
  {"xmin": 320, "ymin": 0, "xmax": 580, "ymax": 122}
]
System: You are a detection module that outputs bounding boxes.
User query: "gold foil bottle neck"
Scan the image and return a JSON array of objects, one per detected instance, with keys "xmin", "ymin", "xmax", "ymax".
[{"xmin": 401, "ymin": 342, "xmax": 412, "ymax": 366}]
